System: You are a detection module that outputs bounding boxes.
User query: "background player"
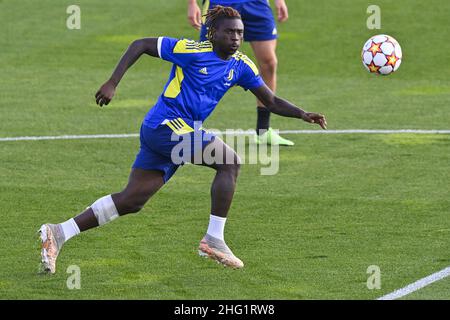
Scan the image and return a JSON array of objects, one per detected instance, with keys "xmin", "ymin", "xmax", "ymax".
[
  {"xmin": 39, "ymin": 6, "xmax": 326, "ymax": 274},
  {"xmin": 188, "ymin": 0, "xmax": 293, "ymax": 145}
]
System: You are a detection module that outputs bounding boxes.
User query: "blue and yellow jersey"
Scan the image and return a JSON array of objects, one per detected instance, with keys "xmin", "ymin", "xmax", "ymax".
[
  {"xmin": 206, "ymin": 0, "xmax": 250, "ymax": 3},
  {"xmin": 143, "ymin": 37, "xmax": 264, "ymax": 128}
]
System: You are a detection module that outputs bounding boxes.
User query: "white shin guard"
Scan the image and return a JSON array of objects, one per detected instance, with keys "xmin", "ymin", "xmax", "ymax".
[{"xmin": 91, "ymin": 195, "xmax": 119, "ymax": 226}]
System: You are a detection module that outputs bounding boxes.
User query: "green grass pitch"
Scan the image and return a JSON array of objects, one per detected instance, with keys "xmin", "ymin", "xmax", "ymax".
[{"xmin": 0, "ymin": 0, "xmax": 449, "ymax": 299}]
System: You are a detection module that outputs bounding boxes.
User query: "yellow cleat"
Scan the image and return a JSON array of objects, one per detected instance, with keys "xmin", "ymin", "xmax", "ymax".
[{"xmin": 254, "ymin": 128, "xmax": 294, "ymax": 146}]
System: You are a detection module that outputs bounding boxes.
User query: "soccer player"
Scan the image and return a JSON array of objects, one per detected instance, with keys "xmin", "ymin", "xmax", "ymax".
[
  {"xmin": 188, "ymin": 0, "xmax": 293, "ymax": 145},
  {"xmin": 38, "ymin": 6, "xmax": 326, "ymax": 273}
]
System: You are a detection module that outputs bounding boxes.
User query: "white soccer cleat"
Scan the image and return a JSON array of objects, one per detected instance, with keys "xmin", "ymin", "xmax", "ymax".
[
  {"xmin": 38, "ymin": 224, "xmax": 64, "ymax": 274},
  {"xmin": 198, "ymin": 234, "xmax": 244, "ymax": 269}
]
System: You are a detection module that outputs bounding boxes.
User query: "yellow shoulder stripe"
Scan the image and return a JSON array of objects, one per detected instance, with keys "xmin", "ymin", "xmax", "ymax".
[
  {"xmin": 174, "ymin": 39, "xmax": 213, "ymax": 53},
  {"xmin": 233, "ymin": 51, "xmax": 260, "ymax": 76}
]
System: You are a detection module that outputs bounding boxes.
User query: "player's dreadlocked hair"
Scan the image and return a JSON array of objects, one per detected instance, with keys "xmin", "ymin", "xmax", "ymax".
[{"xmin": 204, "ymin": 5, "xmax": 241, "ymax": 41}]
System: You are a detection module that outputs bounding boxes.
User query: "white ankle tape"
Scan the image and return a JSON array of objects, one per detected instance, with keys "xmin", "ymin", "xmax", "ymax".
[{"xmin": 91, "ymin": 195, "xmax": 119, "ymax": 226}]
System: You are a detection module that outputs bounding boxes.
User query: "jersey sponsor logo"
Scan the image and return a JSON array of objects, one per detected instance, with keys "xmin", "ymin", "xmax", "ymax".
[{"xmin": 199, "ymin": 67, "xmax": 208, "ymax": 75}]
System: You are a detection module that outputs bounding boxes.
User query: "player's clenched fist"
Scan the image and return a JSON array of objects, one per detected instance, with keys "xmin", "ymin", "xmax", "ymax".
[{"xmin": 95, "ymin": 79, "xmax": 116, "ymax": 107}]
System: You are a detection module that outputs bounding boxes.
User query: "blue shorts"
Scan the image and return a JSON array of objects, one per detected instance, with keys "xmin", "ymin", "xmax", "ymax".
[
  {"xmin": 200, "ymin": 0, "xmax": 278, "ymax": 42},
  {"xmin": 132, "ymin": 120, "xmax": 216, "ymax": 183}
]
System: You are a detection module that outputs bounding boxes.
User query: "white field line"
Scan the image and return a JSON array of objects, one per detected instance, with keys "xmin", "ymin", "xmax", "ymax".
[
  {"xmin": 0, "ymin": 133, "xmax": 139, "ymax": 142},
  {"xmin": 1, "ymin": 129, "xmax": 450, "ymax": 142},
  {"xmin": 377, "ymin": 266, "xmax": 450, "ymax": 300}
]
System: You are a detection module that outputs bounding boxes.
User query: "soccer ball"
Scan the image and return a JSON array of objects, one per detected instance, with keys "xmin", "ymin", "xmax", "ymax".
[{"xmin": 362, "ymin": 34, "xmax": 402, "ymax": 75}]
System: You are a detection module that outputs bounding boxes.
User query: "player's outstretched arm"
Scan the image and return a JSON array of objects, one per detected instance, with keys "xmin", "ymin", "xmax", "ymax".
[
  {"xmin": 250, "ymin": 84, "xmax": 327, "ymax": 129},
  {"xmin": 95, "ymin": 38, "xmax": 159, "ymax": 106}
]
